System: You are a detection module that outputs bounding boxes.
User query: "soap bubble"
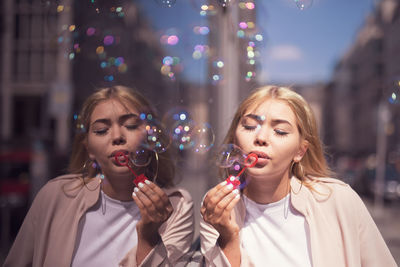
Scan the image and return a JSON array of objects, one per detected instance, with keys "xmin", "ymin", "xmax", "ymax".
[
  {"xmin": 192, "ymin": 123, "xmax": 215, "ymax": 153},
  {"xmin": 216, "ymin": 144, "xmax": 247, "ymax": 168},
  {"xmin": 141, "ymin": 114, "xmax": 171, "ymax": 153}
]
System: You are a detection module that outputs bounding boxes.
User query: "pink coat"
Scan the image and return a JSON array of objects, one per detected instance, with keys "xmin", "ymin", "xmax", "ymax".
[
  {"xmin": 4, "ymin": 174, "xmax": 194, "ymax": 267},
  {"xmin": 200, "ymin": 177, "xmax": 397, "ymax": 267}
]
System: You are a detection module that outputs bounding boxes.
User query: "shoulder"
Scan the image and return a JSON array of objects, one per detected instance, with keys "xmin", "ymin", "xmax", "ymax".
[
  {"xmin": 307, "ymin": 176, "xmax": 365, "ymax": 211},
  {"xmin": 33, "ymin": 174, "xmax": 87, "ymax": 205}
]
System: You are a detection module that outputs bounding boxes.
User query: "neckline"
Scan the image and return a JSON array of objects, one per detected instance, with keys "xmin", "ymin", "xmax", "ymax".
[{"xmin": 243, "ymin": 193, "xmax": 290, "ymax": 214}]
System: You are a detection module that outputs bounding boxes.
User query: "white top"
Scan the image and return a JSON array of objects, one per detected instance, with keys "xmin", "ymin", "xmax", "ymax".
[
  {"xmin": 71, "ymin": 190, "xmax": 140, "ymax": 267},
  {"xmin": 241, "ymin": 194, "xmax": 312, "ymax": 267}
]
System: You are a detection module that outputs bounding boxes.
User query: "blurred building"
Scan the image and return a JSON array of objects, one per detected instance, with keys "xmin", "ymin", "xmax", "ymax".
[
  {"xmin": 0, "ymin": 0, "xmax": 171, "ymax": 157},
  {"xmin": 324, "ymin": 0, "xmax": 400, "ymax": 159},
  {"xmin": 207, "ymin": 0, "xmax": 258, "ymax": 146}
]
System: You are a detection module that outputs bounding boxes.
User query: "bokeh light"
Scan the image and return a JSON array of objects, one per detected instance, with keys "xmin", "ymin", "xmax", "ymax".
[
  {"xmin": 294, "ymin": 0, "xmax": 313, "ymax": 10},
  {"xmin": 192, "ymin": 123, "xmax": 215, "ymax": 154}
]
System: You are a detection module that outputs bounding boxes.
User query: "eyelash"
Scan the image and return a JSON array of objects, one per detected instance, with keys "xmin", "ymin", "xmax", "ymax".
[
  {"xmin": 242, "ymin": 125, "xmax": 288, "ymax": 136},
  {"xmin": 274, "ymin": 129, "xmax": 288, "ymax": 136},
  {"xmin": 93, "ymin": 124, "xmax": 140, "ymax": 135}
]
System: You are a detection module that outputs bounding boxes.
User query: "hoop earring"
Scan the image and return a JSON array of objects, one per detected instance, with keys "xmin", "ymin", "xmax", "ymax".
[
  {"xmin": 82, "ymin": 159, "xmax": 102, "ymax": 191},
  {"xmin": 145, "ymin": 151, "xmax": 159, "ymax": 184},
  {"xmin": 297, "ymin": 162, "xmax": 305, "ymax": 178},
  {"xmin": 291, "ymin": 161, "xmax": 304, "ymax": 194},
  {"xmin": 81, "ymin": 159, "xmax": 91, "ymax": 177}
]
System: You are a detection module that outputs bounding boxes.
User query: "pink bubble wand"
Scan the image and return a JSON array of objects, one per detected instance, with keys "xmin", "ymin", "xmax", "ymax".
[
  {"xmin": 225, "ymin": 153, "xmax": 258, "ymax": 189},
  {"xmin": 114, "ymin": 151, "xmax": 148, "ymax": 186}
]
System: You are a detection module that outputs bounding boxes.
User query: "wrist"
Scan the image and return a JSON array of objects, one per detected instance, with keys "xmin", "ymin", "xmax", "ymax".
[
  {"xmin": 218, "ymin": 231, "xmax": 240, "ymax": 249},
  {"xmin": 137, "ymin": 223, "xmax": 161, "ymax": 246}
]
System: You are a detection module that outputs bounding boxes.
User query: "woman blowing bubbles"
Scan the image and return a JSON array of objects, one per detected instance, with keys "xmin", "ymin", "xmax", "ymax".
[
  {"xmin": 4, "ymin": 86, "xmax": 194, "ymax": 266},
  {"xmin": 200, "ymin": 85, "xmax": 396, "ymax": 267}
]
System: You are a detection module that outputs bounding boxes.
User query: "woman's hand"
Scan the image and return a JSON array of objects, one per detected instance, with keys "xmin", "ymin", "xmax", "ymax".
[
  {"xmin": 132, "ymin": 180, "xmax": 173, "ymax": 264},
  {"xmin": 200, "ymin": 180, "xmax": 241, "ymax": 248}
]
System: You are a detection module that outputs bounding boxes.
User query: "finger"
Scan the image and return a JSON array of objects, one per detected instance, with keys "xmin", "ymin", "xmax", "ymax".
[
  {"xmin": 137, "ymin": 181, "xmax": 171, "ymax": 213},
  {"xmin": 205, "ymin": 182, "xmax": 235, "ymax": 211},
  {"xmin": 224, "ymin": 190, "xmax": 240, "ymax": 213},
  {"xmin": 208, "ymin": 189, "xmax": 239, "ymax": 218},
  {"xmin": 133, "ymin": 186, "xmax": 159, "ymax": 217},
  {"xmin": 203, "ymin": 180, "xmax": 228, "ymax": 205},
  {"xmin": 143, "ymin": 180, "xmax": 170, "ymax": 203}
]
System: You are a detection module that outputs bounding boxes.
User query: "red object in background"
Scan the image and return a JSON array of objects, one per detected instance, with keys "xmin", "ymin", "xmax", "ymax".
[
  {"xmin": 0, "ymin": 149, "xmax": 32, "ymax": 196},
  {"xmin": 0, "ymin": 150, "xmax": 32, "ymax": 163},
  {"xmin": 0, "ymin": 180, "xmax": 29, "ymax": 195}
]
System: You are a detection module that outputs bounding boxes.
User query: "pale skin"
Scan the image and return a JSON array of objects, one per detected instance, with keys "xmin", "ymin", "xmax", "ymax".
[
  {"xmin": 86, "ymin": 99, "xmax": 173, "ymax": 265},
  {"xmin": 201, "ymin": 99, "xmax": 308, "ymax": 267}
]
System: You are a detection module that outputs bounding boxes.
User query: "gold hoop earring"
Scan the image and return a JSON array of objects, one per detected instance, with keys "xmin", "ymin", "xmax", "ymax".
[
  {"xmin": 297, "ymin": 162, "xmax": 305, "ymax": 178},
  {"xmin": 82, "ymin": 159, "xmax": 102, "ymax": 191},
  {"xmin": 81, "ymin": 159, "xmax": 92, "ymax": 176},
  {"xmin": 145, "ymin": 151, "xmax": 159, "ymax": 184}
]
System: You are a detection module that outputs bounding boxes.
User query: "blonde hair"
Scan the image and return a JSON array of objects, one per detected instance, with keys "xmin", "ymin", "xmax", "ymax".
[
  {"xmin": 68, "ymin": 85, "xmax": 175, "ymax": 188},
  {"xmin": 222, "ymin": 85, "xmax": 333, "ymax": 188}
]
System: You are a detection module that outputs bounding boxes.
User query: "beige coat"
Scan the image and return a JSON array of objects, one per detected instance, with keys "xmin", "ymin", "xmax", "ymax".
[
  {"xmin": 3, "ymin": 174, "xmax": 194, "ymax": 267},
  {"xmin": 200, "ymin": 177, "xmax": 397, "ymax": 267}
]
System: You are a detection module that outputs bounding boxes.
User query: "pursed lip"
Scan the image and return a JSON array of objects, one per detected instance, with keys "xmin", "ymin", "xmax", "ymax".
[
  {"xmin": 109, "ymin": 149, "xmax": 129, "ymax": 158},
  {"xmin": 250, "ymin": 150, "xmax": 271, "ymax": 160}
]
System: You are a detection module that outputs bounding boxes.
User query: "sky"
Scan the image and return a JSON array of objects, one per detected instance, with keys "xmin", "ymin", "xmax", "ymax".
[
  {"xmin": 136, "ymin": 0, "xmax": 377, "ymax": 85},
  {"xmin": 258, "ymin": 0, "xmax": 377, "ymax": 84}
]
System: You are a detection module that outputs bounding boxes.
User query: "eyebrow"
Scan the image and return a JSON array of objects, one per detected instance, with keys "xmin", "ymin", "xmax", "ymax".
[
  {"xmin": 91, "ymin": 113, "xmax": 139, "ymax": 126},
  {"xmin": 243, "ymin": 114, "xmax": 293, "ymax": 127}
]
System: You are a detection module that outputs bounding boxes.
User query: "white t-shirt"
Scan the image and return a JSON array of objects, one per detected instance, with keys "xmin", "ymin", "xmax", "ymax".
[
  {"xmin": 241, "ymin": 194, "xmax": 312, "ymax": 267},
  {"xmin": 71, "ymin": 190, "xmax": 140, "ymax": 267}
]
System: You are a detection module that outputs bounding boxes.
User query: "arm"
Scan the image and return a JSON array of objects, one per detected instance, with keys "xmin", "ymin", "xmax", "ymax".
[
  {"xmin": 200, "ymin": 181, "xmax": 241, "ymax": 267},
  {"xmin": 121, "ymin": 181, "xmax": 194, "ymax": 266}
]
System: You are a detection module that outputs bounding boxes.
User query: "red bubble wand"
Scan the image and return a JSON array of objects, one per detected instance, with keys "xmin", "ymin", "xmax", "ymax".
[
  {"xmin": 225, "ymin": 153, "xmax": 258, "ymax": 189},
  {"xmin": 114, "ymin": 151, "xmax": 148, "ymax": 186}
]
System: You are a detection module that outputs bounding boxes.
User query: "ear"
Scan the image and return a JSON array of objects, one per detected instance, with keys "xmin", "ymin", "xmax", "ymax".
[{"xmin": 293, "ymin": 140, "xmax": 308, "ymax": 162}]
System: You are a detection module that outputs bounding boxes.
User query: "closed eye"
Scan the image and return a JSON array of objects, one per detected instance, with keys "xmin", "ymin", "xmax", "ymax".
[
  {"xmin": 274, "ymin": 129, "xmax": 288, "ymax": 136},
  {"xmin": 93, "ymin": 128, "xmax": 108, "ymax": 135}
]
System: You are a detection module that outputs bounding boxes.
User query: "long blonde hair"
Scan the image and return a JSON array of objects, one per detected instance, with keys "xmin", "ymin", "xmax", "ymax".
[
  {"xmin": 68, "ymin": 85, "xmax": 175, "ymax": 188},
  {"xmin": 222, "ymin": 85, "xmax": 333, "ymax": 188}
]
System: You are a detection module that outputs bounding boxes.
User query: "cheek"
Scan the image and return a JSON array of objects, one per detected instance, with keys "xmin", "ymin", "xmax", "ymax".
[{"xmin": 87, "ymin": 135, "xmax": 106, "ymax": 159}]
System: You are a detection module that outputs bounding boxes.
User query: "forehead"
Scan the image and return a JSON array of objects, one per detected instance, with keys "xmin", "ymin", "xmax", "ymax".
[
  {"xmin": 91, "ymin": 99, "xmax": 138, "ymax": 120},
  {"xmin": 246, "ymin": 99, "xmax": 297, "ymax": 123}
]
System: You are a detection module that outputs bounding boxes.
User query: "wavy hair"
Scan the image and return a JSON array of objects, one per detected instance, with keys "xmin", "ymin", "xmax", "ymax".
[
  {"xmin": 68, "ymin": 85, "xmax": 175, "ymax": 188},
  {"xmin": 221, "ymin": 85, "xmax": 333, "ymax": 189}
]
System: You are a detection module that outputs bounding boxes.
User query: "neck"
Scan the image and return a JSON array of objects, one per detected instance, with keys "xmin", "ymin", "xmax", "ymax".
[
  {"xmin": 243, "ymin": 172, "xmax": 291, "ymax": 204},
  {"xmin": 101, "ymin": 173, "xmax": 135, "ymax": 201}
]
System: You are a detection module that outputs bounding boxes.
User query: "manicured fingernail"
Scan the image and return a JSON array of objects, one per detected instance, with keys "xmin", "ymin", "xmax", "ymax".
[
  {"xmin": 227, "ymin": 183, "xmax": 233, "ymax": 190},
  {"xmin": 220, "ymin": 181, "xmax": 227, "ymax": 186},
  {"xmin": 132, "ymin": 192, "xmax": 137, "ymax": 197},
  {"xmin": 138, "ymin": 182, "xmax": 144, "ymax": 188},
  {"xmin": 134, "ymin": 187, "xmax": 139, "ymax": 193},
  {"xmin": 229, "ymin": 176, "xmax": 236, "ymax": 182},
  {"xmin": 232, "ymin": 189, "xmax": 239, "ymax": 195},
  {"xmin": 235, "ymin": 194, "xmax": 240, "ymax": 199},
  {"xmin": 144, "ymin": 180, "xmax": 151, "ymax": 185}
]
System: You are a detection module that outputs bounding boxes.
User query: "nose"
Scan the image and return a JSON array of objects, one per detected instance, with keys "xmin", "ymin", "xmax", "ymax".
[
  {"xmin": 111, "ymin": 126, "xmax": 126, "ymax": 145},
  {"xmin": 254, "ymin": 126, "xmax": 268, "ymax": 146}
]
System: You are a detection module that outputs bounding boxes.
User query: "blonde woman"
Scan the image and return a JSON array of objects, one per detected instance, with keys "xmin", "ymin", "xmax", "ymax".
[
  {"xmin": 200, "ymin": 85, "xmax": 396, "ymax": 267},
  {"xmin": 4, "ymin": 86, "xmax": 194, "ymax": 266}
]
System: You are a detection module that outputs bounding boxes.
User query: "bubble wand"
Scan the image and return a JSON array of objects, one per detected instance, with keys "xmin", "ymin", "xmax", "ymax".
[
  {"xmin": 114, "ymin": 151, "xmax": 148, "ymax": 186},
  {"xmin": 225, "ymin": 153, "xmax": 258, "ymax": 189}
]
